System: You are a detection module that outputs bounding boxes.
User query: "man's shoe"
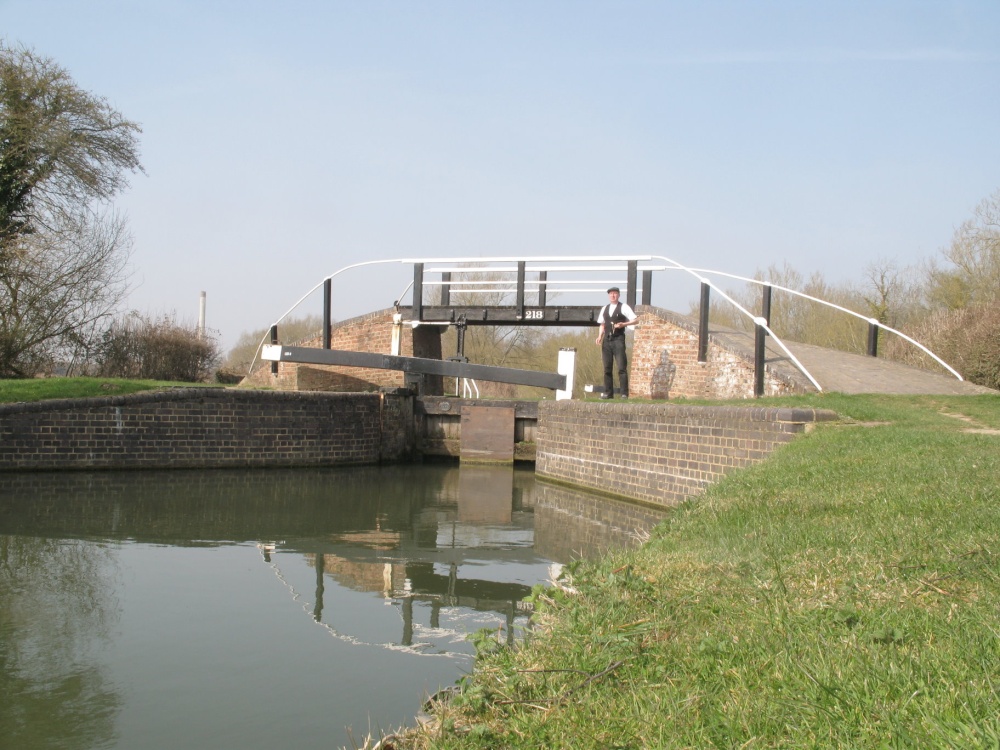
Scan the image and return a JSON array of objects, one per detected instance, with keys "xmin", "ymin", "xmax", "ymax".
[
  {"xmin": 599, "ymin": 393, "xmax": 612, "ymax": 400},
  {"xmin": 620, "ymin": 394, "xmax": 629, "ymax": 399}
]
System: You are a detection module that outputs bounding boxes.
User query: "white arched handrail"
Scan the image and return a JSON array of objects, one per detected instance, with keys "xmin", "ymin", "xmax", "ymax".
[
  {"xmin": 683, "ymin": 268, "xmax": 963, "ymax": 381},
  {"xmin": 247, "ymin": 254, "xmax": 962, "ymax": 388},
  {"xmin": 246, "ymin": 258, "xmax": 404, "ymax": 376},
  {"xmin": 643, "ymin": 256, "xmax": 823, "ymax": 391}
]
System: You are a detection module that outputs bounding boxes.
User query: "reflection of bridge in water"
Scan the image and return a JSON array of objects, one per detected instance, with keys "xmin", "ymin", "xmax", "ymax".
[
  {"xmin": 301, "ymin": 549, "xmax": 536, "ymax": 647},
  {"xmin": 0, "ymin": 464, "xmax": 668, "ymax": 652},
  {"xmin": 281, "ymin": 464, "xmax": 669, "ymax": 647},
  {"xmin": 287, "ymin": 480, "xmax": 541, "ymax": 646},
  {"xmin": 283, "ymin": 465, "xmax": 565, "ymax": 646}
]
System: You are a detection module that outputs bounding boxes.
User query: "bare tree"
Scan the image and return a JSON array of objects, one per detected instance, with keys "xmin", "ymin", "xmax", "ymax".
[
  {"xmin": 0, "ymin": 43, "xmax": 142, "ymax": 376},
  {"xmin": 0, "ymin": 208, "xmax": 132, "ymax": 377},
  {"xmin": 884, "ymin": 189, "xmax": 1000, "ymax": 385},
  {"xmin": 925, "ymin": 189, "xmax": 1000, "ymax": 310},
  {"xmin": 0, "ymin": 43, "xmax": 142, "ymax": 250},
  {"xmin": 222, "ymin": 314, "xmax": 326, "ymax": 374},
  {"xmin": 698, "ymin": 262, "xmax": 872, "ymax": 353},
  {"xmin": 95, "ymin": 312, "xmax": 220, "ymax": 382},
  {"xmin": 857, "ymin": 257, "xmax": 924, "ymax": 330}
]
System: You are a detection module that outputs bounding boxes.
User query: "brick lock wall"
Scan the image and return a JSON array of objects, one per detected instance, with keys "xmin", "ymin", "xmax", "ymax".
[
  {"xmin": 1, "ymin": 388, "xmax": 835, "ymax": 510},
  {"xmin": 536, "ymin": 400, "xmax": 837, "ymax": 508},
  {"xmin": 0, "ymin": 389, "xmax": 414, "ymax": 471},
  {"xmin": 630, "ymin": 306, "xmax": 806, "ymax": 400},
  {"xmin": 379, "ymin": 388, "xmax": 417, "ymax": 462},
  {"xmin": 243, "ymin": 308, "xmax": 444, "ymax": 394}
]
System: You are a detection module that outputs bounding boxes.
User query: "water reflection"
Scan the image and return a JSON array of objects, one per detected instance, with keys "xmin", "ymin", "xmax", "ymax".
[
  {"xmin": 0, "ymin": 465, "xmax": 666, "ymax": 749},
  {"xmin": 0, "ymin": 536, "xmax": 121, "ymax": 749}
]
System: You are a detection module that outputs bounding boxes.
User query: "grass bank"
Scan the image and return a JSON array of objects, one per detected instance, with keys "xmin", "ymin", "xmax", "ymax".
[
  {"xmin": 406, "ymin": 393, "xmax": 1000, "ymax": 749},
  {"xmin": 0, "ymin": 377, "xmax": 222, "ymax": 404}
]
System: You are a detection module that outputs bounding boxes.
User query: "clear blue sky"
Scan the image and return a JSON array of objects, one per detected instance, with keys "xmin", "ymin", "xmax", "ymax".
[{"xmin": 3, "ymin": 1, "xmax": 998, "ymax": 350}]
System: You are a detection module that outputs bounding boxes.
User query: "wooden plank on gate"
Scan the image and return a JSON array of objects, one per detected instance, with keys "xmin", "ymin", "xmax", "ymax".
[{"xmin": 460, "ymin": 406, "xmax": 515, "ymax": 463}]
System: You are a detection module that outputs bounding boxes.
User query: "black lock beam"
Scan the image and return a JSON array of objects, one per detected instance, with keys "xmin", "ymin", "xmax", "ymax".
[{"xmin": 262, "ymin": 345, "xmax": 567, "ymax": 391}]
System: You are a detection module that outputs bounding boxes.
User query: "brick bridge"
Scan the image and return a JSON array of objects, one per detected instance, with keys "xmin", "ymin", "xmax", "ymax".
[
  {"xmin": 242, "ymin": 303, "xmax": 991, "ymax": 399},
  {"xmin": 243, "ymin": 256, "xmax": 991, "ymax": 399}
]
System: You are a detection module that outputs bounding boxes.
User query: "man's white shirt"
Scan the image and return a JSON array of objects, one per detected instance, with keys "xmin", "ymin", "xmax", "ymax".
[{"xmin": 598, "ymin": 302, "xmax": 638, "ymax": 325}]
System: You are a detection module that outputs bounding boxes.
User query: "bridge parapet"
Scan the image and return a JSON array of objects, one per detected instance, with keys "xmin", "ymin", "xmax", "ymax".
[{"xmin": 630, "ymin": 306, "xmax": 813, "ymax": 400}]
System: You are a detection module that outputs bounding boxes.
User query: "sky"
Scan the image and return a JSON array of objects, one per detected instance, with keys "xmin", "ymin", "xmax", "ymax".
[{"xmin": 2, "ymin": 0, "xmax": 998, "ymax": 352}]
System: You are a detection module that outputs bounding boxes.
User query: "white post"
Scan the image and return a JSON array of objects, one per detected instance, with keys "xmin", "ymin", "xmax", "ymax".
[
  {"xmin": 391, "ymin": 313, "xmax": 402, "ymax": 355},
  {"xmin": 556, "ymin": 348, "xmax": 576, "ymax": 400}
]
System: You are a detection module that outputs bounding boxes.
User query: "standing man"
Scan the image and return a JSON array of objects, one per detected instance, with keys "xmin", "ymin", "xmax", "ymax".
[{"xmin": 595, "ymin": 286, "xmax": 638, "ymax": 399}]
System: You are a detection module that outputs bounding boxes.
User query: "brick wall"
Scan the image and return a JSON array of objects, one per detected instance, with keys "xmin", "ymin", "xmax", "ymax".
[
  {"xmin": 243, "ymin": 308, "xmax": 444, "ymax": 394},
  {"xmin": 630, "ymin": 306, "xmax": 807, "ymax": 399},
  {"xmin": 1, "ymin": 385, "xmax": 835, "ymax": 511},
  {"xmin": 380, "ymin": 388, "xmax": 416, "ymax": 461},
  {"xmin": 0, "ymin": 388, "xmax": 414, "ymax": 471},
  {"xmin": 536, "ymin": 400, "xmax": 837, "ymax": 508}
]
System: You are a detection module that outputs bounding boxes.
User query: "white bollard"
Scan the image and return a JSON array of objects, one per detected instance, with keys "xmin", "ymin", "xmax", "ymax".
[
  {"xmin": 556, "ymin": 348, "xmax": 576, "ymax": 401},
  {"xmin": 391, "ymin": 313, "xmax": 403, "ymax": 356}
]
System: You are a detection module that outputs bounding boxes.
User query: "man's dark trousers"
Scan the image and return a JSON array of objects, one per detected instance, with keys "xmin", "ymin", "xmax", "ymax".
[{"xmin": 602, "ymin": 335, "xmax": 628, "ymax": 397}]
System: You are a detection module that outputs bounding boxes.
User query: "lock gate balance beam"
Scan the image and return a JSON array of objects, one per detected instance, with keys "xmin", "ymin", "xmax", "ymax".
[{"xmin": 261, "ymin": 345, "xmax": 566, "ymax": 392}]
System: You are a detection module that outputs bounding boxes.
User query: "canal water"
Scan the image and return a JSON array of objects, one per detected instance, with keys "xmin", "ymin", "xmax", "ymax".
[{"xmin": 0, "ymin": 464, "xmax": 667, "ymax": 749}]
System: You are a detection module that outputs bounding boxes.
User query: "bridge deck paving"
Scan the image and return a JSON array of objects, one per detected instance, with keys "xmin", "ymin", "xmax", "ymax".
[{"xmin": 707, "ymin": 327, "xmax": 996, "ymax": 396}]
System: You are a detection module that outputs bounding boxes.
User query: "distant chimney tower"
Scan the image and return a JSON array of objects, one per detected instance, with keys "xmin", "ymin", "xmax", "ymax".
[{"xmin": 198, "ymin": 291, "xmax": 206, "ymax": 338}]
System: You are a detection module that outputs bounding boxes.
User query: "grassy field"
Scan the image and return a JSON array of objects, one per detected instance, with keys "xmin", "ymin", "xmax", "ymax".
[
  {"xmin": 0, "ymin": 377, "xmax": 221, "ymax": 404},
  {"xmin": 403, "ymin": 393, "xmax": 1000, "ymax": 749}
]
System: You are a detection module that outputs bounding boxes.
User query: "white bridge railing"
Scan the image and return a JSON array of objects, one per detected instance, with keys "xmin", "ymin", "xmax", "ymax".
[{"xmin": 250, "ymin": 255, "xmax": 962, "ymax": 393}]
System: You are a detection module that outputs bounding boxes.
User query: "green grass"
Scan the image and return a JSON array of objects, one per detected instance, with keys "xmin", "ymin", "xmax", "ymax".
[
  {"xmin": 0, "ymin": 377, "xmax": 221, "ymax": 404},
  {"xmin": 405, "ymin": 394, "xmax": 1000, "ymax": 749}
]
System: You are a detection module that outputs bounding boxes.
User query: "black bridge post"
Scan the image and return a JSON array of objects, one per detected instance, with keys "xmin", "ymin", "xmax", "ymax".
[
  {"xmin": 760, "ymin": 284, "xmax": 772, "ymax": 339},
  {"xmin": 538, "ymin": 270, "xmax": 547, "ymax": 307},
  {"xmin": 867, "ymin": 321, "xmax": 879, "ymax": 357},
  {"xmin": 641, "ymin": 270, "xmax": 652, "ymax": 305},
  {"xmin": 516, "ymin": 261, "xmax": 526, "ymax": 318},
  {"xmin": 698, "ymin": 282, "xmax": 710, "ymax": 362},
  {"xmin": 448, "ymin": 316, "xmax": 469, "ymax": 397},
  {"xmin": 413, "ymin": 263, "xmax": 424, "ymax": 321},
  {"xmin": 323, "ymin": 279, "xmax": 332, "ymax": 349},
  {"xmin": 270, "ymin": 325, "xmax": 278, "ymax": 375},
  {"xmin": 627, "ymin": 261, "xmax": 638, "ymax": 307},
  {"xmin": 754, "ymin": 322, "xmax": 766, "ymax": 397},
  {"xmin": 453, "ymin": 317, "xmax": 468, "ymax": 361},
  {"xmin": 441, "ymin": 271, "xmax": 451, "ymax": 307}
]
